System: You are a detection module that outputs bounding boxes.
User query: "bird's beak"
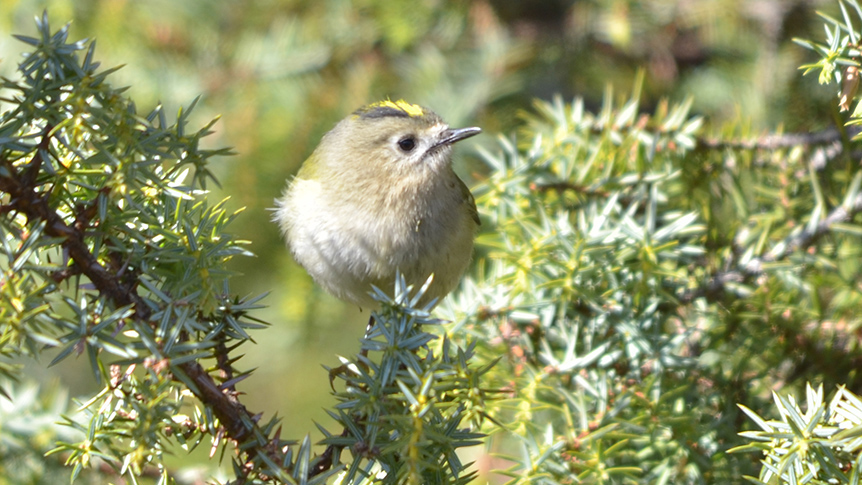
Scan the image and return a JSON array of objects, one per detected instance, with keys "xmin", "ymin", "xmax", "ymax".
[{"xmin": 437, "ymin": 126, "xmax": 481, "ymax": 147}]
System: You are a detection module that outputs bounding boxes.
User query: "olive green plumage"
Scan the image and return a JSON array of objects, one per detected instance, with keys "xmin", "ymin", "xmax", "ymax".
[{"xmin": 274, "ymin": 100, "xmax": 480, "ymax": 309}]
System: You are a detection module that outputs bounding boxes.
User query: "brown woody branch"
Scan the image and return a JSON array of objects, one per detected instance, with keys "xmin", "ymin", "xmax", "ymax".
[
  {"xmin": 680, "ymin": 193, "xmax": 862, "ymax": 304},
  {"xmin": 532, "ymin": 126, "xmax": 857, "ymax": 205},
  {"xmin": 530, "ymin": 181, "xmax": 611, "ymax": 198},
  {"xmin": 695, "ymin": 126, "xmax": 854, "ymax": 151},
  {"xmin": 526, "ymin": 123, "xmax": 862, "ymax": 304},
  {"xmin": 0, "ymin": 133, "xmax": 265, "ymax": 459}
]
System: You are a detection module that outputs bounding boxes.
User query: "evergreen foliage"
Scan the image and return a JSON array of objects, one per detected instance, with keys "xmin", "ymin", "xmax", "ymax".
[
  {"xmin": 3, "ymin": 1, "xmax": 862, "ymax": 484},
  {"xmin": 0, "ymin": 16, "xmax": 491, "ymax": 484}
]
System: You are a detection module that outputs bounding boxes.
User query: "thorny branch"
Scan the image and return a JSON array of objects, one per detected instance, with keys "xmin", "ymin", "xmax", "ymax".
[
  {"xmin": 695, "ymin": 126, "xmax": 859, "ymax": 151},
  {"xmin": 680, "ymin": 187, "xmax": 862, "ymax": 304},
  {"xmin": 685, "ymin": 126, "xmax": 862, "ymax": 304},
  {"xmin": 0, "ymin": 129, "xmax": 273, "ymax": 466},
  {"xmin": 528, "ymin": 122, "xmax": 862, "ymax": 305}
]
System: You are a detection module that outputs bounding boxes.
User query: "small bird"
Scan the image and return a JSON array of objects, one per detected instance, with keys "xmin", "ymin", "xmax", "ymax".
[{"xmin": 274, "ymin": 99, "xmax": 480, "ymax": 311}]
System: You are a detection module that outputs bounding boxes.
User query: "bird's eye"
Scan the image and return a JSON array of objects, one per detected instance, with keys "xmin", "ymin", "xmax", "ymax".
[{"xmin": 398, "ymin": 136, "xmax": 416, "ymax": 152}]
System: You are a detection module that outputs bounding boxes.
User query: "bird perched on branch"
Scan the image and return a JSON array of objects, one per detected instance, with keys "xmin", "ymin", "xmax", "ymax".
[{"xmin": 274, "ymin": 99, "xmax": 480, "ymax": 311}]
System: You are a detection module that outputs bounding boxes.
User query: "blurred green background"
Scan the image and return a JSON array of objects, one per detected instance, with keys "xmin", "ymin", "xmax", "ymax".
[{"xmin": 0, "ymin": 0, "xmax": 842, "ymax": 473}]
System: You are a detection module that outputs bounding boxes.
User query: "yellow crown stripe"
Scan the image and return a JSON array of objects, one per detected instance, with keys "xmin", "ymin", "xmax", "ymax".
[{"xmin": 368, "ymin": 99, "xmax": 425, "ymax": 118}]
